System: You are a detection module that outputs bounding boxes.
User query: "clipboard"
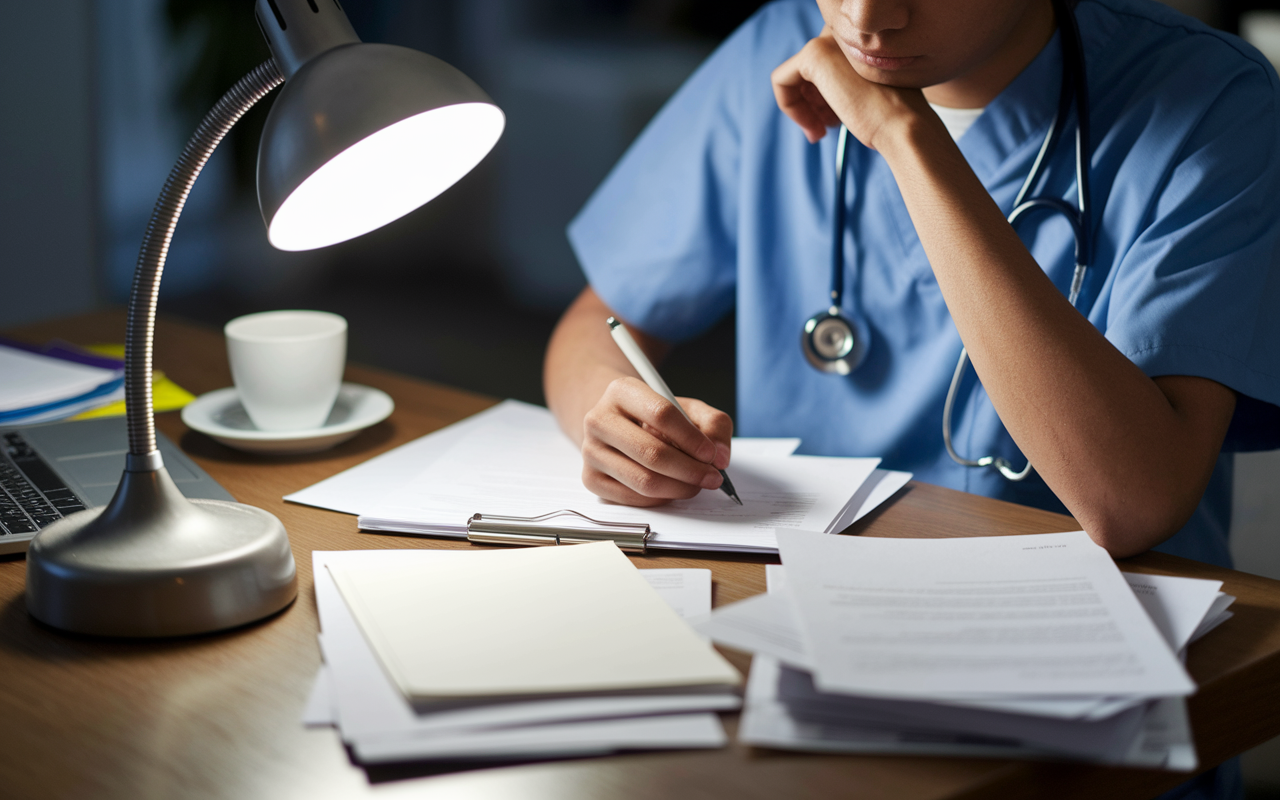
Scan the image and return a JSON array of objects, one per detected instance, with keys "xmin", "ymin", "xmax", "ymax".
[
  {"xmin": 467, "ymin": 509, "xmax": 650, "ymax": 553},
  {"xmin": 289, "ymin": 400, "xmax": 910, "ymax": 554}
]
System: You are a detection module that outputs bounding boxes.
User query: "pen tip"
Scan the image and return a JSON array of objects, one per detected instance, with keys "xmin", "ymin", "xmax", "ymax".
[{"xmin": 719, "ymin": 472, "xmax": 743, "ymax": 505}]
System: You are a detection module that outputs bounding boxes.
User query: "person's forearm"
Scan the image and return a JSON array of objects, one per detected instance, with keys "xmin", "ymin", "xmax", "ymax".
[
  {"xmin": 877, "ymin": 116, "xmax": 1234, "ymax": 555},
  {"xmin": 544, "ymin": 287, "xmax": 670, "ymax": 446}
]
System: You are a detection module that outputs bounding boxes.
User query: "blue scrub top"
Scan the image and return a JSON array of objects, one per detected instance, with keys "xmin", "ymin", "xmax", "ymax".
[{"xmin": 568, "ymin": 0, "xmax": 1280, "ymax": 569}]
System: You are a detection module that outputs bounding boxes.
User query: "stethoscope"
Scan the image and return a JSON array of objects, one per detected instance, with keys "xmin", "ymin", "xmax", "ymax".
[{"xmin": 801, "ymin": 0, "xmax": 1091, "ymax": 482}]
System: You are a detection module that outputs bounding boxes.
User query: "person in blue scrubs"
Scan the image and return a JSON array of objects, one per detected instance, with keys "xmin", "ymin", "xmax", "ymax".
[
  {"xmin": 546, "ymin": 0, "xmax": 1280, "ymax": 567},
  {"xmin": 545, "ymin": 3, "xmax": 1279, "ymax": 790}
]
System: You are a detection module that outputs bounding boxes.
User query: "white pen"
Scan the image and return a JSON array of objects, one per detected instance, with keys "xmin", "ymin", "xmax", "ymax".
[{"xmin": 606, "ymin": 317, "xmax": 743, "ymax": 505}]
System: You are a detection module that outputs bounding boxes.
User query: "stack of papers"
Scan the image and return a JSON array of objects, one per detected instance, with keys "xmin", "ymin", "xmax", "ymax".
[
  {"xmin": 0, "ymin": 340, "xmax": 124, "ymax": 425},
  {"xmin": 287, "ymin": 400, "xmax": 912, "ymax": 554},
  {"xmin": 306, "ymin": 542, "xmax": 743, "ymax": 763},
  {"xmin": 694, "ymin": 530, "xmax": 1235, "ymax": 770}
]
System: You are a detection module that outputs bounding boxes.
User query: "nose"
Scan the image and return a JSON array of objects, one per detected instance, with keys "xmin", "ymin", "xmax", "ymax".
[{"xmin": 841, "ymin": 0, "xmax": 910, "ymax": 37}]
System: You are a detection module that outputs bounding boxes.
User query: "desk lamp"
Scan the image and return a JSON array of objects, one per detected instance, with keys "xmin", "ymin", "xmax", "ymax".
[{"xmin": 25, "ymin": 0, "xmax": 504, "ymax": 637}]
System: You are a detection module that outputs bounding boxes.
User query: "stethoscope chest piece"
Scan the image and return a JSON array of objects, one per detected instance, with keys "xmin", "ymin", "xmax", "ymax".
[
  {"xmin": 803, "ymin": 124, "xmax": 871, "ymax": 377},
  {"xmin": 802, "ymin": 307, "xmax": 868, "ymax": 375}
]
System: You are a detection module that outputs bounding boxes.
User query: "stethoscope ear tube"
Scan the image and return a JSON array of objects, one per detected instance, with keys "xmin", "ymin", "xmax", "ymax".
[
  {"xmin": 941, "ymin": 0, "xmax": 1091, "ymax": 482},
  {"xmin": 801, "ymin": 125, "xmax": 870, "ymax": 375},
  {"xmin": 942, "ymin": 347, "xmax": 1034, "ymax": 481}
]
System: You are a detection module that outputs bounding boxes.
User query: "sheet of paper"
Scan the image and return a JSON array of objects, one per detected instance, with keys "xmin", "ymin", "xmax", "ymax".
[
  {"xmin": 775, "ymin": 529, "xmax": 1195, "ymax": 700},
  {"xmin": 354, "ymin": 712, "xmax": 726, "ymax": 763},
  {"xmin": 285, "ymin": 398, "xmax": 801, "ymax": 515},
  {"xmin": 328, "ymin": 542, "xmax": 739, "ymax": 700},
  {"xmin": 638, "ymin": 568, "xmax": 711, "ymax": 619},
  {"xmin": 1189, "ymin": 594, "xmax": 1236, "ymax": 646},
  {"xmin": 359, "ymin": 408, "xmax": 879, "ymax": 551},
  {"xmin": 302, "ymin": 663, "xmax": 335, "ymax": 727},
  {"xmin": 1121, "ymin": 697, "xmax": 1198, "ymax": 771},
  {"xmin": 1121, "ymin": 572, "xmax": 1223, "ymax": 654},
  {"xmin": 0, "ymin": 343, "xmax": 120, "ymax": 413},
  {"xmin": 285, "ymin": 400, "xmax": 529, "ymax": 514},
  {"xmin": 827, "ymin": 469, "xmax": 913, "ymax": 531},
  {"xmin": 766, "ymin": 563, "xmax": 787, "ymax": 592},
  {"xmin": 312, "ymin": 550, "xmax": 740, "ymax": 744},
  {"xmin": 693, "ymin": 591, "xmax": 813, "ymax": 670}
]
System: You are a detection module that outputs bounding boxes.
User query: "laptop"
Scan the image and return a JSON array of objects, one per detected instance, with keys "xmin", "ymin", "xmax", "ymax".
[{"xmin": 0, "ymin": 416, "xmax": 234, "ymax": 555}]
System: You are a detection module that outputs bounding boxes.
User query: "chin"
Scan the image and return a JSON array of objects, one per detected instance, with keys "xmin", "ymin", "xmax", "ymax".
[
  {"xmin": 860, "ymin": 67, "xmax": 931, "ymax": 89},
  {"xmin": 850, "ymin": 63, "xmax": 935, "ymax": 89}
]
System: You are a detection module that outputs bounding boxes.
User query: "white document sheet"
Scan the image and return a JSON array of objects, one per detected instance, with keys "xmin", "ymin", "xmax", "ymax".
[
  {"xmin": 286, "ymin": 399, "xmax": 801, "ymax": 515},
  {"xmin": 693, "ymin": 591, "xmax": 813, "ymax": 670},
  {"xmin": 774, "ymin": 530, "xmax": 1195, "ymax": 700},
  {"xmin": 638, "ymin": 568, "xmax": 712, "ymax": 619},
  {"xmin": 359, "ymin": 406, "xmax": 879, "ymax": 552},
  {"xmin": 310, "ymin": 550, "xmax": 739, "ymax": 753},
  {"xmin": 0, "ymin": 343, "xmax": 120, "ymax": 413},
  {"xmin": 1123, "ymin": 572, "xmax": 1224, "ymax": 655},
  {"xmin": 286, "ymin": 401, "xmax": 526, "ymax": 514},
  {"xmin": 1189, "ymin": 593, "xmax": 1236, "ymax": 646},
  {"xmin": 354, "ymin": 712, "xmax": 726, "ymax": 763},
  {"xmin": 302, "ymin": 660, "xmax": 335, "ymax": 728},
  {"xmin": 827, "ymin": 469, "xmax": 913, "ymax": 531}
]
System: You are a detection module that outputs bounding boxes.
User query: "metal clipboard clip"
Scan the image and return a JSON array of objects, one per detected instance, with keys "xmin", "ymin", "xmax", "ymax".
[{"xmin": 466, "ymin": 509, "xmax": 650, "ymax": 553}]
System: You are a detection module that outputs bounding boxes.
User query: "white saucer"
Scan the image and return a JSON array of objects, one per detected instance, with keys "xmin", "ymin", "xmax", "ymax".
[{"xmin": 181, "ymin": 383, "xmax": 394, "ymax": 455}]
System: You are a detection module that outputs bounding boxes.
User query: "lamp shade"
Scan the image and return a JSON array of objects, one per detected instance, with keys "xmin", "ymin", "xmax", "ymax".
[{"xmin": 257, "ymin": 43, "xmax": 505, "ymax": 251}]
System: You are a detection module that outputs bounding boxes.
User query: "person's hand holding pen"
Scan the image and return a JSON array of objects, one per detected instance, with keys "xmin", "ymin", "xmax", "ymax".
[
  {"xmin": 606, "ymin": 318, "xmax": 742, "ymax": 506},
  {"xmin": 582, "ymin": 374, "xmax": 735, "ymax": 508},
  {"xmin": 544, "ymin": 288, "xmax": 737, "ymax": 508}
]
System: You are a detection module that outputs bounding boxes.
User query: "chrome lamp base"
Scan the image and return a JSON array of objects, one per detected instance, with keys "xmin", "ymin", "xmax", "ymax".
[{"xmin": 25, "ymin": 467, "xmax": 296, "ymax": 637}]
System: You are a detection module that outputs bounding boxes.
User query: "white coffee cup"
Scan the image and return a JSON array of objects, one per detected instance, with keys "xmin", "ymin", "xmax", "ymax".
[{"xmin": 225, "ymin": 310, "xmax": 347, "ymax": 431}]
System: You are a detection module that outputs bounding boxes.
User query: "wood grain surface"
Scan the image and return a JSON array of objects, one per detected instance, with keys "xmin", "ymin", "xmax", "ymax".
[{"xmin": 1, "ymin": 311, "xmax": 1278, "ymax": 800}]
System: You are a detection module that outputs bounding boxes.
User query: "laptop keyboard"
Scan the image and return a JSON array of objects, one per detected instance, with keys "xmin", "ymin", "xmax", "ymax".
[{"xmin": 1, "ymin": 432, "xmax": 86, "ymax": 536}]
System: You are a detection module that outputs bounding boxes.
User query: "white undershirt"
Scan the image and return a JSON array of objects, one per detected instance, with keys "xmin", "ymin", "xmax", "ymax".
[{"xmin": 928, "ymin": 103, "xmax": 985, "ymax": 141}]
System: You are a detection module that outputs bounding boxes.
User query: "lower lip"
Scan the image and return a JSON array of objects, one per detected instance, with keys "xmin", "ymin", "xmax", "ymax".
[{"xmin": 847, "ymin": 46, "xmax": 919, "ymax": 71}]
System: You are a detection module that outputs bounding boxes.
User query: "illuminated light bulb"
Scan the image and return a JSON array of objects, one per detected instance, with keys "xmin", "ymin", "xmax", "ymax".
[{"xmin": 268, "ymin": 103, "xmax": 505, "ymax": 251}]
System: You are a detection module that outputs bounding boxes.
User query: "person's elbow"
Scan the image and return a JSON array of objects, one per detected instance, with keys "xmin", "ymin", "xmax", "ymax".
[{"xmin": 1076, "ymin": 480, "xmax": 1202, "ymax": 559}]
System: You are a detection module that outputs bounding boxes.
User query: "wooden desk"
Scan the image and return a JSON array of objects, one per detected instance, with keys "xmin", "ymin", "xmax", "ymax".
[{"xmin": 2, "ymin": 311, "xmax": 1279, "ymax": 800}]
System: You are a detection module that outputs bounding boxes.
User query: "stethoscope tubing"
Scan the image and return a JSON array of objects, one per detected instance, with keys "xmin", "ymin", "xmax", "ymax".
[
  {"xmin": 941, "ymin": 0, "xmax": 1091, "ymax": 481},
  {"xmin": 830, "ymin": 125, "xmax": 852, "ymax": 310}
]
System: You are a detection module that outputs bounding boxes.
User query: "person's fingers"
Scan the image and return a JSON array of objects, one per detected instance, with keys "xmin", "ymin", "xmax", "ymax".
[
  {"xmin": 776, "ymin": 32, "xmax": 896, "ymax": 145},
  {"xmin": 576, "ymin": 377, "xmax": 733, "ymax": 504},
  {"xmin": 581, "ymin": 435, "xmax": 717, "ymax": 504},
  {"xmin": 800, "ymin": 81, "xmax": 842, "ymax": 129},
  {"xmin": 680, "ymin": 397, "xmax": 733, "ymax": 470},
  {"xmin": 772, "ymin": 51, "xmax": 834, "ymax": 143},
  {"xmin": 581, "ymin": 467, "xmax": 672, "ymax": 507},
  {"xmin": 603, "ymin": 378, "xmax": 720, "ymax": 465},
  {"xmin": 586, "ymin": 408, "xmax": 722, "ymax": 490}
]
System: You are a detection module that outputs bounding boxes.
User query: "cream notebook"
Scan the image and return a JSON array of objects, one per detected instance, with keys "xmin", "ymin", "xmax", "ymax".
[{"xmin": 328, "ymin": 541, "xmax": 740, "ymax": 701}]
